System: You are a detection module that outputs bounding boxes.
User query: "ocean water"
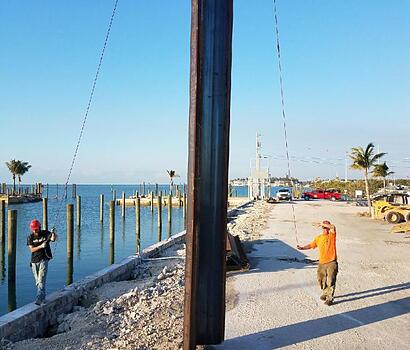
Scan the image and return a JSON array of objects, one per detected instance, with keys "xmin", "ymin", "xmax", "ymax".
[{"xmin": 0, "ymin": 184, "xmax": 189, "ymax": 316}]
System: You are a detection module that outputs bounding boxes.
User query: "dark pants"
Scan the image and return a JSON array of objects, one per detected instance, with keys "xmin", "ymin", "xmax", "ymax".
[{"xmin": 317, "ymin": 261, "xmax": 338, "ymax": 302}]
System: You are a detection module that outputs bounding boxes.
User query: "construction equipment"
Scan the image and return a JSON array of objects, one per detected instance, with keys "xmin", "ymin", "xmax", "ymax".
[
  {"xmin": 372, "ymin": 192, "xmax": 410, "ymax": 224},
  {"xmin": 391, "ymin": 222, "xmax": 410, "ymax": 234}
]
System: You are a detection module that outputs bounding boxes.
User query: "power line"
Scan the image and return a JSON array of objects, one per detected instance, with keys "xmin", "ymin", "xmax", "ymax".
[{"xmin": 51, "ymin": 0, "xmax": 119, "ymax": 242}]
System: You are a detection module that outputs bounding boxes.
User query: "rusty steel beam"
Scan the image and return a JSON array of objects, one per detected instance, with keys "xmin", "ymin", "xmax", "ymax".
[{"xmin": 183, "ymin": 0, "xmax": 233, "ymax": 348}]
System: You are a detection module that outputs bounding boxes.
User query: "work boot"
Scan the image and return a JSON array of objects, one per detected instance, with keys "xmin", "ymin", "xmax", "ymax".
[
  {"xmin": 324, "ymin": 300, "xmax": 333, "ymax": 306},
  {"xmin": 34, "ymin": 299, "xmax": 41, "ymax": 306},
  {"xmin": 320, "ymin": 294, "xmax": 326, "ymax": 301}
]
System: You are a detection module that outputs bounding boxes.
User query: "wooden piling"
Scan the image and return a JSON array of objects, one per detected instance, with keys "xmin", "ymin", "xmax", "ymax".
[
  {"xmin": 76, "ymin": 195, "xmax": 81, "ymax": 227},
  {"xmin": 155, "ymin": 183, "xmax": 158, "ymax": 196},
  {"xmin": 150, "ymin": 192, "xmax": 154, "ymax": 212},
  {"xmin": 157, "ymin": 195, "xmax": 162, "ymax": 241},
  {"xmin": 0, "ymin": 200, "xmax": 5, "ymax": 282},
  {"xmin": 8, "ymin": 277, "xmax": 16, "ymax": 312},
  {"xmin": 72, "ymin": 184, "xmax": 76, "ymax": 198},
  {"xmin": 168, "ymin": 194, "xmax": 172, "ymax": 224},
  {"xmin": 122, "ymin": 192, "xmax": 126, "ymax": 218},
  {"xmin": 112, "ymin": 189, "xmax": 116, "ymax": 201},
  {"xmin": 46, "ymin": 183, "xmax": 49, "ymax": 198},
  {"xmin": 109, "ymin": 200, "xmax": 115, "ymax": 264},
  {"xmin": 183, "ymin": 193, "xmax": 187, "ymax": 218},
  {"xmin": 7, "ymin": 210, "xmax": 17, "ymax": 285},
  {"xmin": 135, "ymin": 197, "xmax": 141, "ymax": 254},
  {"xmin": 0, "ymin": 226, "xmax": 5, "ymax": 282},
  {"xmin": 0, "ymin": 200, "xmax": 5, "ymax": 246},
  {"xmin": 66, "ymin": 204, "xmax": 74, "ymax": 285},
  {"xmin": 42, "ymin": 198, "xmax": 48, "ymax": 231},
  {"xmin": 100, "ymin": 194, "xmax": 104, "ymax": 222}
]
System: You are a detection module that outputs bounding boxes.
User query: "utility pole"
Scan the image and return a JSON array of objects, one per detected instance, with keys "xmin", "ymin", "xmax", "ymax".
[{"xmin": 183, "ymin": 0, "xmax": 233, "ymax": 348}]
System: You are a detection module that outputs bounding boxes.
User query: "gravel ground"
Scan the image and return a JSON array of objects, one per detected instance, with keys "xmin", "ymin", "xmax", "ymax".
[
  {"xmin": 212, "ymin": 200, "xmax": 410, "ymax": 350},
  {"xmin": 6, "ymin": 200, "xmax": 269, "ymax": 350}
]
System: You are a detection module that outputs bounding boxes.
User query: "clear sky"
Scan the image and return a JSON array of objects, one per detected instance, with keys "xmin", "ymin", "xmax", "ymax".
[{"xmin": 0, "ymin": 0, "xmax": 409, "ymax": 184}]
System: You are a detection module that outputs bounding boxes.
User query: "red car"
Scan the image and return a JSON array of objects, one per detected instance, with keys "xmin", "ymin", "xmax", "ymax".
[{"xmin": 302, "ymin": 189, "xmax": 341, "ymax": 201}]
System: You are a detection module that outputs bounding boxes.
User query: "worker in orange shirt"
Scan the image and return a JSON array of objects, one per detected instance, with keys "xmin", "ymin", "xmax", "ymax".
[{"xmin": 297, "ymin": 220, "xmax": 338, "ymax": 306}]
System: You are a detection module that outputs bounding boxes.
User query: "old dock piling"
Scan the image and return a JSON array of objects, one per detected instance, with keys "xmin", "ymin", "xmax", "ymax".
[
  {"xmin": 0, "ymin": 200, "xmax": 5, "ymax": 281},
  {"xmin": 112, "ymin": 189, "xmax": 116, "ymax": 201},
  {"xmin": 72, "ymin": 184, "xmax": 77, "ymax": 198},
  {"xmin": 150, "ymin": 192, "xmax": 154, "ymax": 212},
  {"xmin": 109, "ymin": 200, "xmax": 115, "ymax": 265},
  {"xmin": 122, "ymin": 192, "xmax": 126, "ymax": 218},
  {"xmin": 157, "ymin": 194, "xmax": 162, "ymax": 241},
  {"xmin": 135, "ymin": 196, "xmax": 141, "ymax": 254},
  {"xmin": 8, "ymin": 209, "xmax": 17, "ymax": 311},
  {"xmin": 67, "ymin": 204, "xmax": 74, "ymax": 285},
  {"xmin": 7, "ymin": 210, "xmax": 17, "ymax": 284},
  {"xmin": 183, "ymin": 193, "xmax": 187, "ymax": 220},
  {"xmin": 42, "ymin": 198, "xmax": 48, "ymax": 231},
  {"xmin": 0, "ymin": 200, "xmax": 5, "ymax": 246},
  {"xmin": 76, "ymin": 195, "xmax": 81, "ymax": 227},
  {"xmin": 168, "ymin": 194, "xmax": 172, "ymax": 224},
  {"xmin": 100, "ymin": 194, "xmax": 104, "ymax": 222}
]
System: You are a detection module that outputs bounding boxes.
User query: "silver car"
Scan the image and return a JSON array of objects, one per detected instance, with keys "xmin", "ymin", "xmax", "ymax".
[{"xmin": 276, "ymin": 189, "xmax": 292, "ymax": 201}]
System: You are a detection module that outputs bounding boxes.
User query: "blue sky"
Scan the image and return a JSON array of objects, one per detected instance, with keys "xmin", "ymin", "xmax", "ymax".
[{"xmin": 0, "ymin": 0, "xmax": 409, "ymax": 183}]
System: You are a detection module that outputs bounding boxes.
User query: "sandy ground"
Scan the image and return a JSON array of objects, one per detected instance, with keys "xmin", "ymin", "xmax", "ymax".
[{"xmin": 212, "ymin": 200, "xmax": 410, "ymax": 350}]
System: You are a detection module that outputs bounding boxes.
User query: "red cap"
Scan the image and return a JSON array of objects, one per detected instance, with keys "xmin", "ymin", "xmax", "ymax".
[{"xmin": 30, "ymin": 220, "xmax": 41, "ymax": 231}]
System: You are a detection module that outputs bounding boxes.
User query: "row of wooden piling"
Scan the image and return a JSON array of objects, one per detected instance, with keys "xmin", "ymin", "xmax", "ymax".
[
  {"xmin": 1, "ymin": 191, "xmax": 187, "ymax": 303},
  {"xmin": 0, "ymin": 182, "xmax": 44, "ymax": 196},
  {"xmin": 49, "ymin": 192, "xmax": 187, "ymax": 228}
]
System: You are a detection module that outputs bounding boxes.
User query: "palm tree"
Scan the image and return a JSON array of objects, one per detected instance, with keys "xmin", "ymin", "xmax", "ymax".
[
  {"xmin": 350, "ymin": 143, "xmax": 386, "ymax": 215},
  {"xmin": 166, "ymin": 170, "xmax": 179, "ymax": 195},
  {"xmin": 5, "ymin": 159, "xmax": 20, "ymax": 194},
  {"xmin": 372, "ymin": 162, "xmax": 394, "ymax": 190},
  {"xmin": 16, "ymin": 161, "xmax": 31, "ymax": 194}
]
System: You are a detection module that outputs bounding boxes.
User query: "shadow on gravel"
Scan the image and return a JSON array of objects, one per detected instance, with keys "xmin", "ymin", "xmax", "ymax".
[
  {"xmin": 231, "ymin": 239, "xmax": 316, "ymax": 276},
  {"xmin": 334, "ymin": 282, "xmax": 410, "ymax": 304},
  {"xmin": 213, "ymin": 297, "xmax": 410, "ymax": 349}
]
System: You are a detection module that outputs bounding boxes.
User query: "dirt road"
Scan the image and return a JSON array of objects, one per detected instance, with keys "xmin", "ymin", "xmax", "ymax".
[{"xmin": 213, "ymin": 201, "xmax": 410, "ymax": 350}]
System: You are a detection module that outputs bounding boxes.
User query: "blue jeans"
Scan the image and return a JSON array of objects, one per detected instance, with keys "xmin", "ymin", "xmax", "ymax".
[{"xmin": 31, "ymin": 260, "xmax": 48, "ymax": 302}]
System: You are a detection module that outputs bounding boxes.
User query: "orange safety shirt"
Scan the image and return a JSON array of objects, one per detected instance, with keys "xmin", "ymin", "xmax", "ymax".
[{"xmin": 309, "ymin": 230, "xmax": 337, "ymax": 264}]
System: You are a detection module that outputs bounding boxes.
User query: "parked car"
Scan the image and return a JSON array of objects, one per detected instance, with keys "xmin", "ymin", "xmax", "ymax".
[
  {"xmin": 302, "ymin": 189, "xmax": 341, "ymax": 201},
  {"xmin": 276, "ymin": 188, "xmax": 292, "ymax": 201}
]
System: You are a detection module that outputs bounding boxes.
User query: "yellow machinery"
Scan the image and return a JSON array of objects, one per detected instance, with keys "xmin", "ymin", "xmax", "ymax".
[
  {"xmin": 372, "ymin": 193, "xmax": 410, "ymax": 224},
  {"xmin": 391, "ymin": 222, "xmax": 410, "ymax": 233}
]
